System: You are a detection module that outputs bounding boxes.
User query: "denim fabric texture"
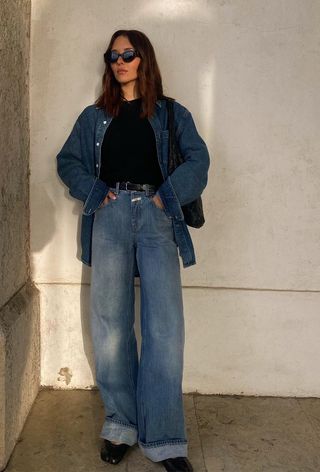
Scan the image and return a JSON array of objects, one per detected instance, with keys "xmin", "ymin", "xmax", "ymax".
[
  {"xmin": 90, "ymin": 185, "xmax": 187, "ymax": 461},
  {"xmin": 56, "ymin": 99, "xmax": 210, "ymax": 277}
]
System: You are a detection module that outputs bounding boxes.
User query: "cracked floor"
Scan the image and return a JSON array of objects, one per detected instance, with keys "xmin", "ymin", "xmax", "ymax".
[{"xmin": 4, "ymin": 390, "xmax": 320, "ymax": 471}]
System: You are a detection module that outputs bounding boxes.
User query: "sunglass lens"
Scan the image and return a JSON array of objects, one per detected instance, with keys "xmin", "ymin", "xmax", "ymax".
[
  {"xmin": 109, "ymin": 51, "xmax": 119, "ymax": 63},
  {"xmin": 123, "ymin": 50, "xmax": 136, "ymax": 62}
]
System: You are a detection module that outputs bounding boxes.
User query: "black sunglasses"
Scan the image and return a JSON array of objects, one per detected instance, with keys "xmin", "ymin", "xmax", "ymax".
[{"xmin": 104, "ymin": 49, "xmax": 140, "ymax": 64}]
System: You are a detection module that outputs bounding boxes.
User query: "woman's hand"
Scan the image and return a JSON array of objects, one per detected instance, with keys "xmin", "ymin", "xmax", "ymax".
[
  {"xmin": 152, "ymin": 194, "xmax": 165, "ymax": 209},
  {"xmin": 99, "ymin": 190, "xmax": 117, "ymax": 208}
]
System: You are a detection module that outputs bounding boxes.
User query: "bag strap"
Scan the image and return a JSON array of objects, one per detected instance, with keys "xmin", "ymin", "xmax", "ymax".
[
  {"xmin": 165, "ymin": 98, "xmax": 175, "ymax": 165},
  {"xmin": 166, "ymin": 98, "xmax": 183, "ymax": 174}
]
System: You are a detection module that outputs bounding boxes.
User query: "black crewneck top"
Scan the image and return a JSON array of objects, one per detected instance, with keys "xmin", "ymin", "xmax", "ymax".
[{"xmin": 99, "ymin": 98, "xmax": 164, "ymax": 188}]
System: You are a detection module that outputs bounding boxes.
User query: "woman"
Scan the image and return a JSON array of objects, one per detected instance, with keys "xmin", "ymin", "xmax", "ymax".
[{"xmin": 56, "ymin": 29, "xmax": 210, "ymax": 471}]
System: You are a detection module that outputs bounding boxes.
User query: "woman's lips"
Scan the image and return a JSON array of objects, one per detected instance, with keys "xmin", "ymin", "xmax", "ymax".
[{"xmin": 117, "ymin": 70, "xmax": 127, "ymax": 74}]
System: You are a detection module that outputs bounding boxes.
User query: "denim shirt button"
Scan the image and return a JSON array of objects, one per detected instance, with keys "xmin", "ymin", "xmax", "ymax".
[
  {"xmin": 96, "ymin": 142, "xmax": 100, "ymax": 146},
  {"xmin": 103, "ymin": 120, "xmax": 107, "ymax": 124},
  {"xmin": 96, "ymin": 164, "xmax": 98, "ymax": 167}
]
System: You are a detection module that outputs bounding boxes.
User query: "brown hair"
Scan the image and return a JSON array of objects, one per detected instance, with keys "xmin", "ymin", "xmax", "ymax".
[{"xmin": 94, "ymin": 30, "xmax": 165, "ymax": 118}]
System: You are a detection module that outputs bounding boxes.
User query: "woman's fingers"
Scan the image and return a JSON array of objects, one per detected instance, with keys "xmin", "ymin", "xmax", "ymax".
[
  {"xmin": 99, "ymin": 191, "xmax": 117, "ymax": 208},
  {"xmin": 108, "ymin": 191, "xmax": 117, "ymax": 200},
  {"xmin": 152, "ymin": 194, "xmax": 164, "ymax": 209}
]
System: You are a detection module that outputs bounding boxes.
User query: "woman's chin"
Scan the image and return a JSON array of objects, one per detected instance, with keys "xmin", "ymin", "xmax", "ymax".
[{"xmin": 115, "ymin": 76, "xmax": 137, "ymax": 86}]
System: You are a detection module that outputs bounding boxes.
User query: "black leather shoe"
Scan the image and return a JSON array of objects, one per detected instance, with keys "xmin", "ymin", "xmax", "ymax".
[
  {"xmin": 161, "ymin": 456, "xmax": 194, "ymax": 471},
  {"xmin": 100, "ymin": 439, "xmax": 130, "ymax": 465}
]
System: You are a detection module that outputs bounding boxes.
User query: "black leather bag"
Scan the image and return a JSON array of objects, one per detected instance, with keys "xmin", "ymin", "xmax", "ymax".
[{"xmin": 165, "ymin": 98, "xmax": 205, "ymax": 228}]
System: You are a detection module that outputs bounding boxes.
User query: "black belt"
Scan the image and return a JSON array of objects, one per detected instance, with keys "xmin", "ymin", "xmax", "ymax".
[{"xmin": 112, "ymin": 181, "xmax": 157, "ymax": 192}]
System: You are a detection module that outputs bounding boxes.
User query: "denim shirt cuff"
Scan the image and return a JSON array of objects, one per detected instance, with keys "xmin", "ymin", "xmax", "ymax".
[
  {"xmin": 82, "ymin": 178, "xmax": 109, "ymax": 216},
  {"xmin": 156, "ymin": 177, "xmax": 184, "ymax": 221}
]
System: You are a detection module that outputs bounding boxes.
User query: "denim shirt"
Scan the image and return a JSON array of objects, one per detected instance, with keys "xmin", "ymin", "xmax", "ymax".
[{"xmin": 56, "ymin": 99, "xmax": 210, "ymax": 276}]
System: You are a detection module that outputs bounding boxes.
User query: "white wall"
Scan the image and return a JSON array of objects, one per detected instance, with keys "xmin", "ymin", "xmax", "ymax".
[{"xmin": 31, "ymin": 0, "xmax": 320, "ymax": 395}]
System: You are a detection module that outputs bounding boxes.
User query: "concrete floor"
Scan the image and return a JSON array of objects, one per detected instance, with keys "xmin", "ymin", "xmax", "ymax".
[{"xmin": 4, "ymin": 390, "xmax": 320, "ymax": 472}]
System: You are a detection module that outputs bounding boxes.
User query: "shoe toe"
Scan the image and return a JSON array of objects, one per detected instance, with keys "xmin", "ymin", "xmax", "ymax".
[
  {"xmin": 100, "ymin": 439, "xmax": 130, "ymax": 465},
  {"xmin": 161, "ymin": 456, "xmax": 193, "ymax": 471}
]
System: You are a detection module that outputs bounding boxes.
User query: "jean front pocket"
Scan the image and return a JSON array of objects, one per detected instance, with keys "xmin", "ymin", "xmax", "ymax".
[
  {"xmin": 98, "ymin": 195, "xmax": 118, "ymax": 211},
  {"xmin": 148, "ymin": 194, "xmax": 166, "ymax": 211},
  {"xmin": 147, "ymin": 195, "xmax": 173, "ymax": 221}
]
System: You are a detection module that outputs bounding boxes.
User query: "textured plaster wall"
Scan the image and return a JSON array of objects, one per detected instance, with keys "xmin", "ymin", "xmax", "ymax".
[
  {"xmin": 0, "ymin": 1, "xmax": 30, "ymax": 302},
  {"xmin": 31, "ymin": 1, "xmax": 320, "ymax": 394},
  {"xmin": 0, "ymin": 283, "xmax": 40, "ymax": 471},
  {"xmin": 0, "ymin": 1, "xmax": 40, "ymax": 470}
]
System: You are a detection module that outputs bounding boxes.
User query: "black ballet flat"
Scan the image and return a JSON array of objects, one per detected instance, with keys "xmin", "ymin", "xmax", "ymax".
[{"xmin": 100, "ymin": 438, "xmax": 130, "ymax": 465}]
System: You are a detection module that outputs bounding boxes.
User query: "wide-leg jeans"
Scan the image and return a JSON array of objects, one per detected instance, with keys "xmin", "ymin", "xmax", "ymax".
[{"xmin": 90, "ymin": 185, "xmax": 188, "ymax": 462}]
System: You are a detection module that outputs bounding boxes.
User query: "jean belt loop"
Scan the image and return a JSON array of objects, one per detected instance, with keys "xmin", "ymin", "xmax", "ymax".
[{"xmin": 115, "ymin": 181, "xmax": 120, "ymax": 195}]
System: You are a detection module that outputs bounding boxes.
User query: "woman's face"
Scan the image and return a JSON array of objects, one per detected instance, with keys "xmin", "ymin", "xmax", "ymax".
[{"xmin": 110, "ymin": 35, "xmax": 141, "ymax": 87}]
